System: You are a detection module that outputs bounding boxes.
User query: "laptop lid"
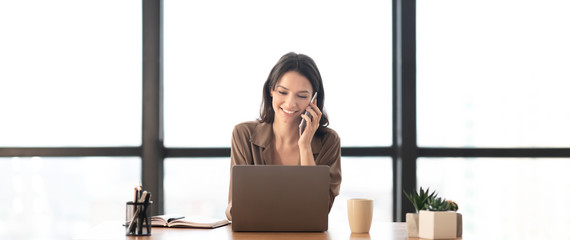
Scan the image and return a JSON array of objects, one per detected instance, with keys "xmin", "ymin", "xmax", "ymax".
[{"xmin": 231, "ymin": 165, "xmax": 330, "ymax": 232}]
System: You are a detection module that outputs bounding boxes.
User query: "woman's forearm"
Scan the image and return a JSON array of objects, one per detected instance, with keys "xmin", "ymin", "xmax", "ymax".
[{"xmin": 299, "ymin": 146, "xmax": 316, "ymax": 166}]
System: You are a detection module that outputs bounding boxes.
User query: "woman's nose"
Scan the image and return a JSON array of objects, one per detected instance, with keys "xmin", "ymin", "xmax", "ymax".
[{"xmin": 284, "ymin": 95, "xmax": 297, "ymax": 107}]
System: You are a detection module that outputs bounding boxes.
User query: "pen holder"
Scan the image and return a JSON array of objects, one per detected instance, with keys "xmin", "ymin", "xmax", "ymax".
[{"xmin": 125, "ymin": 201, "xmax": 152, "ymax": 236}]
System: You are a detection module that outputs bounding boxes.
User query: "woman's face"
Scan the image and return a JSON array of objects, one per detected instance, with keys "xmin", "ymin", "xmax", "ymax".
[{"xmin": 271, "ymin": 71, "xmax": 314, "ymax": 125}]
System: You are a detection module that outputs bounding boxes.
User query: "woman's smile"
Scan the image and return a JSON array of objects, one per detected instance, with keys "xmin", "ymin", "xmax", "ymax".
[{"xmin": 280, "ymin": 107, "xmax": 298, "ymax": 116}]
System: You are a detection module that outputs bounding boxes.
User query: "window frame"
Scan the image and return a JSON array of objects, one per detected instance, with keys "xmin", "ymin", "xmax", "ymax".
[{"xmin": 2, "ymin": 0, "xmax": 570, "ymax": 222}]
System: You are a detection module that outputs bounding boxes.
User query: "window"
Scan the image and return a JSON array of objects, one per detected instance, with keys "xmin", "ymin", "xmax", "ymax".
[
  {"xmin": 418, "ymin": 158, "xmax": 570, "ymax": 239},
  {"xmin": 0, "ymin": 1, "xmax": 141, "ymax": 239},
  {"xmin": 417, "ymin": 0, "xmax": 570, "ymax": 147},
  {"xmin": 8, "ymin": 1, "xmax": 567, "ymax": 239},
  {"xmin": 164, "ymin": 157, "xmax": 393, "ymax": 223},
  {"xmin": 164, "ymin": 158, "xmax": 229, "ymax": 219},
  {"xmin": 329, "ymin": 157, "xmax": 393, "ymax": 223},
  {"xmin": 0, "ymin": 1, "xmax": 142, "ymax": 147},
  {"xmin": 0, "ymin": 157, "xmax": 140, "ymax": 240},
  {"xmin": 164, "ymin": 0, "xmax": 392, "ymax": 147},
  {"xmin": 163, "ymin": 0, "xmax": 393, "ymax": 226}
]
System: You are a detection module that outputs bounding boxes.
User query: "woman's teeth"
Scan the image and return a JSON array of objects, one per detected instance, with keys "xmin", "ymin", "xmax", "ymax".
[{"xmin": 282, "ymin": 108, "xmax": 296, "ymax": 114}]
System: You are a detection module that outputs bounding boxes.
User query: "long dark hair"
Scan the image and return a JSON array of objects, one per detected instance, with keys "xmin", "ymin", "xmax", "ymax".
[{"xmin": 259, "ymin": 52, "xmax": 329, "ymax": 135}]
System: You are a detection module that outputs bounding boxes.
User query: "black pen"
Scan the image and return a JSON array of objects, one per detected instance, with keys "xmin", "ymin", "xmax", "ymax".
[
  {"xmin": 144, "ymin": 192, "xmax": 152, "ymax": 233},
  {"xmin": 136, "ymin": 183, "xmax": 142, "ymax": 234},
  {"xmin": 134, "ymin": 187, "xmax": 139, "ymax": 217},
  {"xmin": 137, "ymin": 191, "xmax": 147, "ymax": 234},
  {"xmin": 127, "ymin": 190, "xmax": 147, "ymax": 234}
]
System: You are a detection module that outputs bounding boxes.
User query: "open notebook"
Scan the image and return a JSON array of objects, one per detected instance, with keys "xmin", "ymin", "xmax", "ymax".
[{"xmin": 151, "ymin": 214, "xmax": 229, "ymax": 228}]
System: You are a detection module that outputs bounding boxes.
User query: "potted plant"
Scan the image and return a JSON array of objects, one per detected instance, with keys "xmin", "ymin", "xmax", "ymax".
[
  {"xmin": 403, "ymin": 187, "xmax": 437, "ymax": 238},
  {"xmin": 418, "ymin": 197, "xmax": 460, "ymax": 239}
]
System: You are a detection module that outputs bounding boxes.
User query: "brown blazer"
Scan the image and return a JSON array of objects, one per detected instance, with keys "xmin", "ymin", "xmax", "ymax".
[{"xmin": 227, "ymin": 121, "xmax": 342, "ymax": 218}]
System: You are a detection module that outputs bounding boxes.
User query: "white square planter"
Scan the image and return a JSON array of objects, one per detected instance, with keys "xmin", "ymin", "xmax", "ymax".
[
  {"xmin": 457, "ymin": 213, "xmax": 462, "ymax": 237},
  {"xmin": 406, "ymin": 213, "xmax": 419, "ymax": 238},
  {"xmin": 418, "ymin": 210, "xmax": 457, "ymax": 239}
]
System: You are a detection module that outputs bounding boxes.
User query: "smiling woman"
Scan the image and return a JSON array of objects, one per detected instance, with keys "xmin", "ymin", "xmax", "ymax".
[
  {"xmin": 225, "ymin": 52, "xmax": 342, "ymax": 220},
  {"xmin": 260, "ymin": 53, "xmax": 329, "ymax": 137}
]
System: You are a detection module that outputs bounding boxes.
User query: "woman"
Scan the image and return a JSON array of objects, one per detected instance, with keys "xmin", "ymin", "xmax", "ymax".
[{"xmin": 226, "ymin": 52, "xmax": 341, "ymax": 220}]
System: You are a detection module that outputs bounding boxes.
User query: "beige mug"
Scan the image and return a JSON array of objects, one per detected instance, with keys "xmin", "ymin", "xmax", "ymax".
[{"xmin": 347, "ymin": 198, "xmax": 373, "ymax": 233}]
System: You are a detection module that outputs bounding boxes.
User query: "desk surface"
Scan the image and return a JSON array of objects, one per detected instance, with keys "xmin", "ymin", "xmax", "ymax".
[
  {"xmin": 74, "ymin": 219, "xmax": 463, "ymax": 240},
  {"xmin": 74, "ymin": 221, "xmax": 409, "ymax": 240}
]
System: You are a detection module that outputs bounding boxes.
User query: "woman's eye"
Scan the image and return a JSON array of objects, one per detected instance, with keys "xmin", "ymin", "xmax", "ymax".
[
  {"xmin": 278, "ymin": 91, "xmax": 287, "ymax": 95},
  {"xmin": 298, "ymin": 95, "xmax": 309, "ymax": 99}
]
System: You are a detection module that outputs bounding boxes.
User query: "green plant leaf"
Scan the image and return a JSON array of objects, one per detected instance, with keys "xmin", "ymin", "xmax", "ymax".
[{"xmin": 403, "ymin": 187, "xmax": 440, "ymax": 212}]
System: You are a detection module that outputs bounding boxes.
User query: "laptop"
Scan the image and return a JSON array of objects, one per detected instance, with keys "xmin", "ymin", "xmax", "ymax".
[{"xmin": 231, "ymin": 165, "xmax": 330, "ymax": 232}]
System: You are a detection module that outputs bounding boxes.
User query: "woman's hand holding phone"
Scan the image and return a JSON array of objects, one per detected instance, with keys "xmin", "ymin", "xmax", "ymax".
[
  {"xmin": 298, "ymin": 92, "xmax": 321, "ymax": 148},
  {"xmin": 299, "ymin": 92, "xmax": 318, "ymax": 133}
]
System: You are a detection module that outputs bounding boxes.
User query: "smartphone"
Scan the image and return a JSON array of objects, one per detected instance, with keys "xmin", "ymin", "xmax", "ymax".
[{"xmin": 299, "ymin": 92, "xmax": 318, "ymax": 134}]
